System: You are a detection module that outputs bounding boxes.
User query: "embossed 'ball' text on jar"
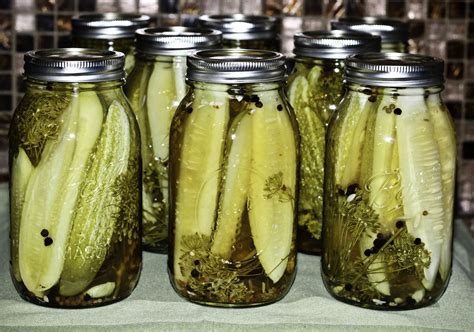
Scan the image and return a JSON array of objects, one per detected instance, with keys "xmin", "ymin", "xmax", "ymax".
[
  {"xmin": 322, "ymin": 53, "xmax": 456, "ymax": 310},
  {"xmin": 331, "ymin": 17, "xmax": 409, "ymax": 53},
  {"xmin": 168, "ymin": 49, "xmax": 299, "ymax": 307},
  {"xmin": 71, "ymin": 13, "xmax": 151, "ymax": 74},
  {"xmin": 125, "ymin": 27, "xmax": 222, "ymax": 253},
  {"xmin": 287, "ymin": 30, "xmax": 380, "ymax": 255},
  {"xmin": 9, "ymin": 49, "xmax": 142, "ymax": 308},
  {"xmin": 198, "ymin": 14, "xmax": 280, "ymax": 51}
]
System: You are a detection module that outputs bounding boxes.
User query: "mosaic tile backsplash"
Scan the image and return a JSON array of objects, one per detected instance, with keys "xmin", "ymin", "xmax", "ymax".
[{"xmin": 0, "ymin": 0, "xmax": 472, "ymax": 223}]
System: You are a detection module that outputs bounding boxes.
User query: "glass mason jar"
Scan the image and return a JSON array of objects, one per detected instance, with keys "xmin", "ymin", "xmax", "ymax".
[
  {"xmin": 125, "ymin": 27, "xmax": 222, "ymax": 253},
  {"xmin": 322, "ymin": 53, "xmax": 456, "ymax": 310},
  {"xmin": 331, "ymin": 17, "xmax": 409, "ymax": 53},
  {"xmin": 71, "ymin": 13, "xmax": 151, "ymax": 74},
  {"xmin": 168, "ymin": 49, "xmax": 298, "ymax": 307},
  {"xmin": 9, "ymin": 49, "xmax": 142, "ymax": 308},
  {"xmin": 287, "ymin": 31, "xmax": 380, "ymax": 255},
  {"xmin": 198, "ymin": 14, "xmax": 280, "ymax": 51}
]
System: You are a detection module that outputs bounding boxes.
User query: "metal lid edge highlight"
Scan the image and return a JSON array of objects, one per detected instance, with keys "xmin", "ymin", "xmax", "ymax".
[{"xmin": 72, "ymin": 13, "xmax": 151, "ymax": 39}]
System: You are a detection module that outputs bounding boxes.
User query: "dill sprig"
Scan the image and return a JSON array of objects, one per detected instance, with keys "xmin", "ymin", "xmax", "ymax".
[{"xmin": 263, "ymin": 171, "xmax": 294, "ymax": 203}]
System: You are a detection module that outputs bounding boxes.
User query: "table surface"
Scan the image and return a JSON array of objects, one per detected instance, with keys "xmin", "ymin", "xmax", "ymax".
[{"xmin": 0, "ymin": 182, "xmax": 473, "ymax": 331}]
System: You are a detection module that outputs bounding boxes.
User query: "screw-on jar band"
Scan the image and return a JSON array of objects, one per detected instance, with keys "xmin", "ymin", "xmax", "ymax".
[
  {"xmin": 293, "ymin": 30, "xmax": 381, "ymax": 59},
  {"xmin": 187, "ymin": 49, "xmax": 286, "ymax": 84},
  {"xmin": 344, "ymin": 52, "xmax": 444, "ymax": 88},
  {"xmin": 72, "ymin": 13, "xmax": 151, "ymax": 40},
  {"xmin": 331, "ymin": 17, "xmax": 409, "ymax": 44},
  {"xmin": 198, "ymin": 14, "xmax": 277, "ymax": 41},
  {"xmin": 135, "ymin": 27, "xmax": 222, "ymax": 56},
  {"xmin": 24, "ymin": 48, "xmax": 125, "ymax": 83}
]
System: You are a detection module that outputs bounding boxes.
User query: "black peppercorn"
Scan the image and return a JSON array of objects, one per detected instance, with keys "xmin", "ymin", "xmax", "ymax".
[
  {"xmin": 255, "ymin": 101, "xmax": 263, "ymax": 108},
  {"xmin": 364, "ymin": 249, "xmax": 372, "ymax": 257},
  {"xmin": 344, "ymin": 283, "xmax": 353, "ymax": 291},
  {"xmin": 396, "ymin": 220, "xmax": 405, "ymax": 229},
  {"xmin": 44, "ymin": 237, "xmax": 53, "ymax": 246},
  {"xmin": 191, "ymin": 269, "xmax": 200, "ymax": 278},
  {"xmin": 394, "ymin": 108, "xmax": 402, "ymax": 115},
  {"xmin": 414, "ymin": 238, "xmax": 422, "ymax": 245},
  {"xmin": 277, "ymin": 104, "xmax": 283, "ymax": 111},
  {"xmin": 368, "ymin": 95, "xmax": 377, "ymax": 103},
  {"xmin": 40, "ymin": 229, "xmax": 49, "ymax": 237}
]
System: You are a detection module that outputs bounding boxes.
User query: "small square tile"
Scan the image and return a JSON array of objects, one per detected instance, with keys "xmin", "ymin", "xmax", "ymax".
[
  {"xmin": 458, "ymin": 160, "xmax": 474, "ymax": 215},
  {"xmin": 220, "ymin": 0, "xmax": 241, "ymax": 14},
  {"xmin": 465, "ymin": 101, "xmax": 474, "ymax": 119},
  {"xmin": 283, "ymin": 0, "xmax": 302, "ymax": 16},
  {"xmin": 15, "ymin": 53, "xmax": 25, "ymax": 74},
  {"xmin": 386, "ymin": 0, "xmax": 405, "ymax": 18},
  {"xmin": 467, "ymin": 61, "xmax": 474, "ymax": 78},
  {"xmin": 465, "ymin": 81, "xmax": 474, "ymax": 99},
  {"xmin": 0, "ymin": 0, "xmax": 11, "ymax": 9},
  {"xmin": 304, "ymin": 0, "xmax": 322, "ymax": 15},
  {"xmin": 407, "ymin": 0, "xmax": 424, "ymax": 19},
  {"xmin": 446, "ymin": 101, "xmax": 463, "ymax": 119},
  {"xmin": 36, "ymin": 0, "xmax": 54, "ymax": 12},
  {"xmin": 36, "ymin": 14, "xmax": 54, "ymax": 32},
  {"xmin": 157, "ymin": 14, "xmax": 180, "ymax": 26},
  {"xmin": 15, "ymin": 0, "xmax": 34, "ymax": 11},
  {"xmin": 449, "ymin": 0, "xmax": 466, "ymax": 18},
  {"xmin": 159, "ymin": 0, "xmax": 178, "ymax": 13},
  {"xmin": 200, "ymin": 0, "xmax": 220, "ymax": 14},
  {"xmin": 447, "ymin": 40, "xmax": 465, "ymax": 59},
  {"xmin": 462, "ymin": 142, "xmax": 474, "ymax": 159},
  {"xmin": 425, "ymin": 40, "xmax": 446, "ymax": 59},
  {"xmin": 447, "ymin": 22, "xmax": 466, "ymax": 40},
  {"xmin": 0, "ymin": 95, "xmax": 11, "ymax": 111},
  {"xmin": 446, "ymin": 62, "xmax": 464, "ymax": 80},
  {"xmin": 469, "ymin": 22, "xmax": 474, "ymax": 39},
  {"xmin": 0, "ymin": 54, "xmax": 11, "ymax": 70},
  {"xmin": 16, "ymin": 13, "xmax": 35, "ymax": 32},
  {"xmin": 58, "ymin": 35, "xmax": 72, "ymax": 48},
  {"xmin": 264, "ymin": 0, "xmax": 282, "ymax": 15},
  {"xmin": 0, "ymin": 13, "xmax": 12, "ymax": 32},
  {"xmin": 0, "ymin": 33, "xmax": 12, "ymax": 51},
  {"xmin": 180, "ymin": 14, "xmax": 198, "ymax": 27},
  {"xmin": 16, "ymin": 34, "xmax": 34, "ymax": 52},
  {"xmin": 345, "ymin": 0, "xmax": 364, "ymax": 16},
  {"xmin": 303, "ymin": 17, "xmax": 324, "ymax": 31},
  {"xmin": 79, "ymin": 0, "xmax": 96, "ymax": 11},
  {"xmin": 242, "ymin": 0, "xmax": 263, "ymax": 14},
  {"xmin": 96, "ymin": 0, "xmax": 117, "ymax": 12},
  {"xmin": 0, "ymin": 74, "xmax": 10, "ymax": 90},
  {"xmin": 58, "ymin": 0, "xmax": 74, "ymax": 11},
  {"xmin": 470, "ymin": 2, "xmax": 474, "ymax": 18},
  {"xmin": 57, "ymin": 15, "xmax": 72, "ymax": 32},
  {"xmin": 138, "ymin": 0, "xmax": 158, "ymax": 13},
  {"xmin": 181, "ymin": 0, "xmax": 200, "ymax": 15},
  {"xmin": 428, "ymin": 0, "xmax": 446, "ymax": 18},
  {"xmin": 408, "ymin": 19, "xmax": 425, "ymax": 39},
  {"xmin": 38, "ymin": 34, "xmax": 54, "ymax": 48},
  {"xmin": 444, "ymin": 80, "xmax": 464, "ymax": 100},
  {"xmin": 118, "ymin": 0, "xmax": 137, "ymax": 12},
  {"xmin": 427, "ymin": 21, "xmax": 446, "ymax": 39}
]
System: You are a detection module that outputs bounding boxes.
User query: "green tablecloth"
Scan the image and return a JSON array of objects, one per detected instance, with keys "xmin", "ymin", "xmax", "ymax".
[{"xmin": 0, "ymin": 182, "xmax": 472, "ymax": 331}]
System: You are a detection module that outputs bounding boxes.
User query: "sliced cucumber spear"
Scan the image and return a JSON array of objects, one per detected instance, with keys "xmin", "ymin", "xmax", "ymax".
[
  {"xmin": 173, "ymin": 56, "xmax": 187, "ymax": 103},
  {"xmin": 360, "ymin": 94, "xmax": 400, "ymax": 296},
  {"xmin": 248, "ymin": 90, "xmax": 297, "ymax": 283},
  {"xmin": 396, "ymin": 93, "xmax": 445, "ymax": 290},
  {"xmin": 173, "ymin": 88, "xmax": 229, "ymax": 280},
  {"xmin": 10, "ymin": 148, "xmax": 34, "ymax": 282},
  {"xmin": 19, "ymin": 91, "xmax": 102, "ymax": 296},
  {"xmin": 425, "ymin": 94, "xmax": 456, "ymax": 281},
  {"xmin": 210, "ymin": 113, "xmax": 252, "ymax": 259},
  {"xmin": 59, "ymin": 101, "xmax": 131, "ymax": 296}
]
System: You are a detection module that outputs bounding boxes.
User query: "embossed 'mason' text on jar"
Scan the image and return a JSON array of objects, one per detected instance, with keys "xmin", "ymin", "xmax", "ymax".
[
  {"xmin": 125, "ymin": 27, "xmax": 222, "ymax": 253},
  {"xmin": 9, "ymin": 48, "xmax": 142, "ymax": 308},
  {"xmin": 322, "ymin": 53, "xmax": 456, "ymax": 310},
  {"xmin": 168, "ymin": 49, "xmax": 299, "ymax": 307},
  {"xmin": 287, "ymin": 30, "xmax": 380, "ymax": 255}
]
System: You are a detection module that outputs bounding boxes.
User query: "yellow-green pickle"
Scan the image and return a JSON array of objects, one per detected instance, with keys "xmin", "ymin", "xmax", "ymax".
[
  {"xmin": 198, "ymin": 14, "xmax": 280, "ymax": 51},
  {"xmin": 287, "ymin": 31, "xmax": 380, "ymax": 254},
  {"xmin": 9, "ymin": 49, "xmax": 142, "ymax": 308},
  {"xmin": 169, "ymin": 49, "xmax": 298, "ymax": 307},
  {"xmin": 322, "ymin": 53, "xmax": 456, "ymax": 310},
  {"xmin": 71, "ymin": 13, "xmax": 151, "ymax": 74},
  {"xmin": 125, "ymin": 27, "xmax": 222, "ymax": 253},
  {"xmin": 331, "ymin": 16, "xmax": 409, "ymax": 53}
]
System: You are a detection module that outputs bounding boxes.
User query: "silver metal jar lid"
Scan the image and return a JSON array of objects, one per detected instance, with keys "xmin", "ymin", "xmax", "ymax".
[
  {"xmin": 24, "ymin": 48, "xmax": 125, "ymax": 83},
  {"xmin": 187, "ymin": 49, "xmax": 286, "ymax": 84},
  {"xmin": 293, "ymin": 30, "xmax": 381, "ymax": 59},
  {"xmin": 198, "ymin": 14, "xmax": 277, "ymax": 40},
  {"xmin": 135, "ymin": 27, "xmax": 222, "ymax": 56},
  {"xmin": 72, "ymin": 13, "xmax": 151, "ymax": 39},
  {"xmin": 331, "ymin": 17, "xmax": 409, "ymax": 44},
  {"xmin": 344, "ymin": 52, "xmax": 444, "ymax": 87}
]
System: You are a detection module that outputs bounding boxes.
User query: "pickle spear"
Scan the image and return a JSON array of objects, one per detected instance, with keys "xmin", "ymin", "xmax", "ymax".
[
  {"xmin": 10, "ymin": 148, "xmax": 34, "ymax": 282},
  {"xmin": 59, "ymin": 101, "xmax": 131, "ymax": 296},
  {"xmin": 173, "ymin": 88, "xmax": 229, "ymax": 280},
  {"xmin": 211, "ymin": 112, "xmax": 252, "ymax": 259},
  {"xmin": 248, "ymin": 90, "xmax": 297, "ymax": 283},
  {"xmin": 19, "ymin": 91, "xmax": 102, "ymax": 296},
  {"xmin": 425, "ymin": 94, "xmax": 456, "ymax": 281},
  {"xmin": 396, "ymin": 94, "xmax": 445, "ymax": 290}
]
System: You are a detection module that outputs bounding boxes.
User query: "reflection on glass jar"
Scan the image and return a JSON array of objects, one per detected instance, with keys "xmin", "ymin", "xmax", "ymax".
[
  {"xmin": 125, "ymin": 27, "xmax": 221, "ymax": 253},
  {"xmin": 71, "ymin": 13, "xmax": 151, "ymax": 74},
  {"xmin": 198, "ymin": 14, "xmax": 280, "ymax": 51},
  {"xmin": 330, "ymin": 17, "xmax": 409, "ymax": 53},
  {"xmin": 322, "ymin": 53, "xmax": 456, "ymax": 310},
  {"xmin": 287, "ymin": 30, "xmax": 380, "ymax": 255},
  {"xmin": 9, "ymin": 49, "xmax": 142, "ymax": 308},
  {"xmin": 168, "ymin": 49, "xmax": 298, "ymax": 307}
]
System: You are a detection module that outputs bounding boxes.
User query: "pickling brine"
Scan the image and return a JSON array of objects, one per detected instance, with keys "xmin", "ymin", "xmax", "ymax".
[
  {"xmin": 168, "ymin": 50, "xmax": 298, "ymax": 307},
  {"xmin": 9, "ymin": 49, "xmax": 141, "ymax": 308},
  {"xmin": 322, "ymin": 53, "xmax": 455, "ymax": 310}
]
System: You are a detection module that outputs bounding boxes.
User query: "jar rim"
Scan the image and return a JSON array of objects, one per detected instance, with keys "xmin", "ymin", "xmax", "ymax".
[
  {"xmin": 198, "ymin": 14, "xmax": 277, "ymax": 40},
  {"xmin": 72, "ymin": 13, "xmax": 151, "ymax": 39}
]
